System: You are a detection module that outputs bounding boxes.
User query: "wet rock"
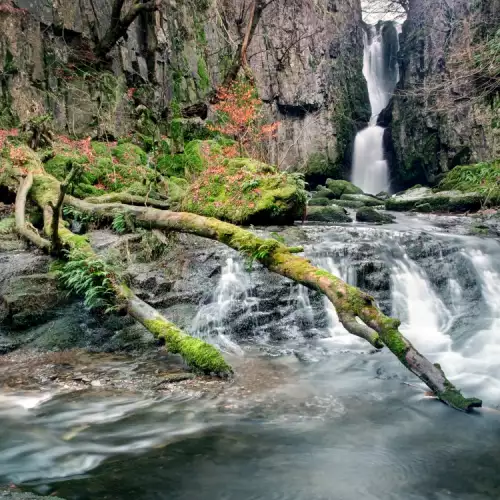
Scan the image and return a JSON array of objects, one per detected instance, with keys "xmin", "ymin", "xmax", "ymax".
[
  {"xmin": 70, "ymin": 220, "xmax": 87, "ymax": 235},
  {"xmin": 306, "ymin": 205, "xmax": 352, "ymax": 223},
  {"xmin": 340, "ymin": 193, "xmax": 384, "ymax": 207},
  {"xmin": 325, "ymin": 179, "xmax": 363, "ymax": 199},
  {"xmin": 0, "ymin": 491, "xmax": 65, "ymax": 500},
  {"xmin": 0, "ymin": 274, "xmax": 66, "ymax": 329},
  {"xmin": 311, "ymin": 187, "xmax": 335, "ymax": 200},
  {"xmin": 356, "ymin": 207, "xmax": 396, "ymax": 225},
  {"xmin": 375, "ymin": 191, "xmax": 390, "ymax": 200},
  {"xmin": 308, "ymin": 197, "xmax": 330, "ymax": 207},
  {"xmin": 385, "ymin": 187, "xmax": 484, "ymax": 213},
  {"xmin": 331, "ymin": 199, "xmax": 366, "ymax": 209}
]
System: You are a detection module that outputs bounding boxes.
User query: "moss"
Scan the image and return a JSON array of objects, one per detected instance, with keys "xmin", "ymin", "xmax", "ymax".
[
  {"xmin": 303, "ymin": 152, "xmax": 342, "ymax": 186},
  {"xmin": 308, "ymin": 197, "xmax": 330, "ymax": 206},
  {"xmin": 0, "ymin": 216, "xmax": 15, "ymax": 234},
  {"xmin": 439, "ymin": 379, "xmax": 482, "ymax": 411},
  {"xmin": 157, "ymin": 140, "xmax": 206, "ymax": 178},
  {"xmin": 326, "ymin": 179, "xmax": 363, "ymax": 199},
  {"xmin": 44, "ymin": 154, "xmax": 88, "ymax": 180},
  {"xmin": 112, "ymin": 143, "xmax": 148, "ymax": 166},
  {"xmin": 312, "ymin": 187, "xmax": 335, "ymax": 200},
  {"xmin": 306, "ymin": 206, "xmax": 352, "ymax": 223},
  {"xmin": 181, "ymin": 144, "xmax": 307, "ymax": 224},
  {"xmin": 197, "ymin": 57, "xmax": 210, "ymax": 91},
  {"xmin": 144, "ymin": 319, "xmax": 232, "ymax": 375}
]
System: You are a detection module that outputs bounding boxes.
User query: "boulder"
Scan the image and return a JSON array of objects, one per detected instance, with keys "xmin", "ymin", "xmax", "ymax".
[
  {"xmin": 0, "ymin": 274, "xmax": 66, "ymax": 329},
  {"xmin": 182, "ymin": 145, "xmax": 306, "ymax": 225},
  {"xmin": 356, "ymin": 207, "xmax": 396, "ymax": 225},
  {"xmin": 308, "ymin": 197, "xmax": 330, "ymax": 206},
  {"xmin": 340, "ymin": 193, "xmax": 384, "ymax": 207},
  {"xmin": 385, "ymin": 187, "xmax": 484, "ymax": 213},
  {"xmin": 306, "ymin": 205, "xmax": 352, "ymax": 223},
  {"xmin": 311, "ymin": 187, "xmax": 335, "ymax": 200},
  {"xmin": 331, "ymin": 199, "xmax": 366, "ymax": 209},
  {"xmin": 326, "ymin": 179, "xmax": 363, "ymax": 199}
]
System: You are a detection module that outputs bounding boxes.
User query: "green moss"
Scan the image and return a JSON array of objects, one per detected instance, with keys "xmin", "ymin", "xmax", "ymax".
[
  {"xmin": 197, "ymin": 57, "xmax": 210, "ymax": 91},
  {"xmin": 0, "ymin": 216, "xmax": 15, "ymax": 235},
  {"xmin": 44, "ymin": 154, "xmax": 88, "ymax": 180},
  {"xmin": 306, "ymin": 206, "xmax": 352, "ymax": 223},
  {"xmin": 144, "ymin": 319, "xmax": 232, "ymax": 375},
  {"xmin": 157, "ymin": 139, "xmax": 206, "ymax": 178},
  {"xmin": 326, "ymin": 179, "xmax": 363, "ymax": 199},
  {"xmin": 112, "ymin": 143, "xmax": 148, "ymax": 166},
  {"xmin": 182, "ymin": 150, "xmax": 306, "ymax": 225},
  {"xmin": 303, "ymin": 152, "xmax": 341, "ymax": 185},
  {"xmin": 308, "ymin": 197, "xmax": 330, "ymax": 206},
  {"xmin": 439, "ymin": 379, "xmax": 482, "ymax": 411}
]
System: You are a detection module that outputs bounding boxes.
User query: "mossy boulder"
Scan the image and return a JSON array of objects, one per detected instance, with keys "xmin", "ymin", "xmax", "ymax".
[
  {"xmin": 340, "ymin": 193, "xmax": 384, "ymax": 207},
  {"xmin": 0, "ymin": 274, "xmax": 66, "ymax": 329},
  {"xmin": 356, "ymin": 207, "xmax": 396, "ymax": 225},
  {"xmin": 331, "ymin": 199, "xmax": 366, "ymax": 209},
  {"xmin": 44, "ymin": 140, "xmax": 164, "ymax": 199},
  {"xmin": 306, "ymin": 205, "xmax": 352, "ymax": 223},
  {"xmin": 326, "ymin": 179, "xmax": 363, "ymax": 199},
  {"xmin": 308, "ymin": 197, "xmax": 330, "ymax": 206},
  {"xmin": 385, "ymin": 187, "xmax": 486, "ymax": 213},
  {"xmin": 311, "ymin": 187, "xmax": 335, "ymax": 200},
  {"xmin": 182, "ymin": 147, "xmax": 306, "ymax": 225}
]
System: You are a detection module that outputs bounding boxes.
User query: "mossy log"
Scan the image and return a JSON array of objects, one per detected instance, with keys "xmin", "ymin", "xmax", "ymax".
[
  {"xmin": 85, "ymin": 193, "xmax": 170, "ymax": 209},
  {"xmin": 4, "ymin": 154, "xmax": 481, "ymax": 410},
  {"xmin": 63, "ymin": 197, "xmax": 482, "ymax": 411},
  {"xmin": 8, "ymin": 159, "xmax": 231, "ymax": 376}
]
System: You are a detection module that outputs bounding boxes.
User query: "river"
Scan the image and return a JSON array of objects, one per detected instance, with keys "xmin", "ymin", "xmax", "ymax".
[{"xmin": 1, "ymin": 214, "xmax": 500, "ymax": 499}]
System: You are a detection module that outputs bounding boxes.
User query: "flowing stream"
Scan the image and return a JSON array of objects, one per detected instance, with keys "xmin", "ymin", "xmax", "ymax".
[
  {"xmin": 352, "ymin": 23, "xmax": 400, "ymax": 194},
  {"xmin": 1, "ymin": 215, "xmax": 500, "ymax": 499}
]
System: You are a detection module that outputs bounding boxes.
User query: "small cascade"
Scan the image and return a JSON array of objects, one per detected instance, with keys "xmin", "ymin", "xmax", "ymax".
[
  {"xmin": 352, "ymin": 22, "xmax": 400, "ymax": 195},
  {"xmin": 315, "ymin": 256, "xmax": 362, "ymax": 346},
  {"xmin": 191, "ymin": 257, "xmax": 254, "ymax": 354},
  {"xmin": 391, "ymin": 255, "xmax": 453, "ymax": 353}
]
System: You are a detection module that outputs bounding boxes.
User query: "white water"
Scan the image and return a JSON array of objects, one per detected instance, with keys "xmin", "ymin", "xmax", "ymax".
[
  {"xmin": 191, "ymin": 257, "xmax": 251, "ymax": 354},
  {"xmin": 352, "ymin": 26, "xmax": 398, "ymax": 195}
]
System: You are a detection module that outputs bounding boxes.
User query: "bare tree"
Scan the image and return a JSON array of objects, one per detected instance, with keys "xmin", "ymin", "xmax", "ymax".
[
  {"xmin": 362, "ymin": 0, "xmax": 408, "ymax": 22},
  {"xmin": 95, "ymin": 0, "xmax": 162, "ymax": 58},
  {"xmin": 222, "ymin": 0, "xmax": 277, "ymax": 85}
]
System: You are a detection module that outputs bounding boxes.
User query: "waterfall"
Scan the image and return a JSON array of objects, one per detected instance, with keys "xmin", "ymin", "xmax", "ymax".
[
  {"xmin": 352, "ymin": 23, "xmax": 399, "ymax": 195},
  {"xmin": 191, "ymin": 257, "xmax": 253, "ymax": 354}
]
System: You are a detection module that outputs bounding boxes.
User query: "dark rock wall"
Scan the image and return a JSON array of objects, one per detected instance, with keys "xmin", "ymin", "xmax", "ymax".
[
  {"xmin": 387, "ymin": 0, "xmax": 499, "ymax": 189},
  {"xmin": 0, "ymin": 0, "xmax": 369, "ymax": 175}
]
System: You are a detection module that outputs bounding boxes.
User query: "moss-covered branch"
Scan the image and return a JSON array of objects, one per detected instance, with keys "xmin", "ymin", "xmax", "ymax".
[
  {"xmin": 63, "ymin": 198, "xmax": 481, "ymax": 411},
  {"xmin": 15, "ymin": 173, "xmax": 51, "ymax": 251},
  {"xmin": 7, "ymin": 149, "xmax": 231, "ymax": 376},
  {"xmin": 4, "ymin": 148, "xmax": 481, "ymax": 410}
]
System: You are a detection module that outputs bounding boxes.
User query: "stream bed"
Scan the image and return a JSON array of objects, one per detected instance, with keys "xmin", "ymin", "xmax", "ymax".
[{"xmin": 1, "ymin": 213, "xmax": 500, "ymax": 499}]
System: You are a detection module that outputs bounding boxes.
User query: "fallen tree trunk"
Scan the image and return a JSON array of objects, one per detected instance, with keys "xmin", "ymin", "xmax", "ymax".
[
  {"xmin": 5, "ymin": 153, "xmax": 481, "ymax": 410},
  {"xmin": 62, "ymin": 197, "xmax": 482, "ymax": 411},
  {"xmin": 10, "ymin": 157, "xmax": 231, "ymax": 376}
]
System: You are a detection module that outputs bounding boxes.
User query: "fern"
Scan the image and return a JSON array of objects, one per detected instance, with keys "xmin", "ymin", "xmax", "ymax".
[{"xmin": 56, "ymin": 249, "xmax": 118, "ymax": 310}]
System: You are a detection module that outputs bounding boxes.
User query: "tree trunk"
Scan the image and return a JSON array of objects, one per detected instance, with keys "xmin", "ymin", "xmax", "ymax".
[
  {"xmin": 95, "ymin": 0, "xmax": 161, "ymax": 59},
  {"xmin": 63, "ymin": 197, "xmax": 482, "ymax": 412},
  {"xmin": 5, "ymin": 151, "xmax": 482, "ymax": 411},
  {"xmin": 12, "ymin": 161, "xmax": 231, "ymax": 376}
]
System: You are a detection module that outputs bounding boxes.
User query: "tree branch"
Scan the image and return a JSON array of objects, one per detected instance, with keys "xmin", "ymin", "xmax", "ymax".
[
  {"xmin": 14, "ymin": 173, "xmax": 51, "ymax": 251},
  {"xmin": 50, "ymin": 164, "xmax": 80, "ymax": 253},
  {"xmin": 95, "ymin": 0, "xmax": 161, "ymax": 58}
]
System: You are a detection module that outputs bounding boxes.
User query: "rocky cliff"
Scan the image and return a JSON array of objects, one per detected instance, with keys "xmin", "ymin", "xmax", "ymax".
[
  {"xmin": 0, "ymin": 0, "xmax": 369, "ymax": 177},
  {"xmin": 385, "ymin": 0, "xmax": 500, "ymax": 188}
]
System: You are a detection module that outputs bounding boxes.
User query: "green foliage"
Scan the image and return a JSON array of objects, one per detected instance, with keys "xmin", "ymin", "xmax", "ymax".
[
  {"xmin": 0, "ymin": 216, "xmax": 15, "ymax": 234},
  {"xmin": 112, "ymin": 213, "xmax": 127, "ymax": 234},
  {"xmin": 439, "ymin": 160, "xmax": 500, "ymax": 194},
  {"xmin": 156, "ymin": 140, "xmax": 206, "ymax": 178},
  {"xmin": 62, "ymin": 205, "xmax": 98, "ymax": 224},
  {"xmin": 57, "ymin": 249, "xmax": 118, "ymax": 311},
  {"xmin": 112, "ymin": 143, "xmax": 148, "ymax": 166},
  {"xmin": 181, "ymin": 145, "xmax": 307, "ymax": 225}
]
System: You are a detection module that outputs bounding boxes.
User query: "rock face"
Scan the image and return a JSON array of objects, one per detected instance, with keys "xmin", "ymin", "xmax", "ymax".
[
  {"xmin": 386, "ymin": 0, "xmax": 500, "ymax": 188},
  {"xmin": 0, "ymin": 0, "xmax": 368, "ymax": 174}
]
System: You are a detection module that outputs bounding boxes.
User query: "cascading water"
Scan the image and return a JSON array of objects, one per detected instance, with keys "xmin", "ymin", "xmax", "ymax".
[
  {"xmin": 352, "ymin": 22, "xmax": 400, "ymax": 195},
  {"xmin": 191, "ymin": 257, "xmax": 253, "ymax": 353}
]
